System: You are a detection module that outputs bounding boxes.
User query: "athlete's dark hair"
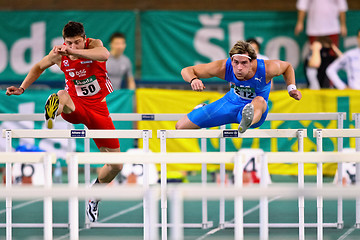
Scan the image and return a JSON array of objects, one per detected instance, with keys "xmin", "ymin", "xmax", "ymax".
[
  {"xmin": 62, "ymin": 21, "xmax": 85, "ymax": 39},
  {"xmin": 246, "ymin": 38, "xmax": 261, "ymax": 51},
  {"xmin": 109, "ymin": 32, "xmax": 126, "ymax": 43},
  {"xmin": 229, "ymin": 40, "xmax": 257, "ymax": 61}
]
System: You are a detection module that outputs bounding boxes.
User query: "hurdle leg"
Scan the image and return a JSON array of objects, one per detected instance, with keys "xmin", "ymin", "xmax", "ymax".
[
  {"xmin": 149, "ymin": 187, "xmax": 159, "ymax": 240},
  {"xmin": 298, "ymin": 130, "xmax": 305, "ymax": 240},
  {"xmin": 83, "ymin": 126, "xmax": 91, "ymax": 229},
  {"xmin": 68, "ymin": 155, "xmax": 79, "ymax": 240},
  {"xmin": 159, "ymin": 130, "xmax": 168, "ymax": 240},
  {"xmin": 316, "ymin": 130, "xmax": 323, "ymax": 240},
  {"xmin": 234, "ymin": 154, "xmax": 244, "ymax": 240},
  {"xmin": 219, "ymin": 125, "xmax": 226, "ymax": 229},
  {"xmin": 355, "ymin": 114, "xmax": 360, "ymax": 228},
  {"xmin": 259, "ymin": 154, "xmax": 268, "ymax": 240},
  {"xmin": 142, "ymin": 130, "xmax": 153, "ymax": 240},
  {"xmin": 171, "ymin": 188, "xmax": 184, "ymax": 240},
  {"xmin": 5, "ymin": 130, "xmax": 12, "ymax": 240},
  {"xmin": 200, "ymin": 133, "xmax": 210, "ymax": 228},
  {"xmin": 44, "ymin": 154, "xmax": 53, "ymax": 239},
  {"xmin": 337, "ymin": 113, "xmax": 344, "ymax": 229}
]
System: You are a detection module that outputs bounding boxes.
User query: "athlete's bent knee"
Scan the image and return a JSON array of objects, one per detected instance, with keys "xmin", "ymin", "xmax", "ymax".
[
  {"xmin": 253, "ymin": 96, "xmax": 265, "ymax": 104},
  {"xmin": 57, "ymin": 90, "xmax": 68, "ymax": 98}
]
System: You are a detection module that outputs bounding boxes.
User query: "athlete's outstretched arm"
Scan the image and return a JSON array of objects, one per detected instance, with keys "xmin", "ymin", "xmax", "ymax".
[
  {"xmin": 6, "ymin": 49, "xmax": 60, "ymax": 96},
  {"xmin": 265, "ymin": 60, "xmax": 302, "ymax": 100},
  {"xmin": 181, "ymin": 59, "xmax": 227, "ymax": 91},
  {"xmin": 55, "ymin": 38, "xmax": 109, "ymax": 62}
]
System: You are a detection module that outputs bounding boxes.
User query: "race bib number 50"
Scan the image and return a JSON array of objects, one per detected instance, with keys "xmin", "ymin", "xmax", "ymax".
[
  {"xmin": 233, "ymin": 85, "xmax": 256, "ymax": 100},
  {"xmin": 74, "ymin": 75, "xmax": 101, "ymax": 97}
]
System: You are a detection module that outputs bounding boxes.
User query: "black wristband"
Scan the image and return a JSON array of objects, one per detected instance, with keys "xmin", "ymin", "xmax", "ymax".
[
  {"xmin": 19, "ymin": 87, "xmax": 25, "ymax": 93},
  {"xmin": 190, "ymin": 77, "xmax": 198, "ymax": 84}
]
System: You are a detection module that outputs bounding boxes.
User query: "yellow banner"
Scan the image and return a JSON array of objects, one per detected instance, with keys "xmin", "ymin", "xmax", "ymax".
[{"xmin": 136, "ymin": 88, "xmax": 360, "ymax": 175}]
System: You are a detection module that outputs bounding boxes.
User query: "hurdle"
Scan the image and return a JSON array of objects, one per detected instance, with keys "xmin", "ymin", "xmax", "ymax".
[
  {"xmin": 314, "ymin": 128, "xmax": 360, "ymax": 236},
  {"xmin": 0, "ymin": 151, "xmax": 56, "ymax": 240},
  {"xmin": 0, "ymin": 112, "xmax": 346, "ymax": 230},
  {"xmin": 261, "ymin": 151, "xmax": 360, "ymax": 240},
  {"xmin": 2, "ymin": 129, "xmax": 151, "ymax": 240},
  {"xmin": 157, "ymin": 128, "xmax": 307, "ymax": 238},
  {"xmin": 66, "ymin": 151, "xmax": 239, "ymax": 240}
]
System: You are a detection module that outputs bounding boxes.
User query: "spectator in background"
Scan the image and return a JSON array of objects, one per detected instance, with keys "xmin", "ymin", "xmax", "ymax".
[
  {"xmin": 326, "ymin": 29, "xmax": 360, "ymax": 90},
  {"xmin": 246, "ymin": 38, "xmax": 269, "ymax": 60},
  {"xmin": 107, "ymin": 33, "xmax": 136, "ymax": 90},
  {"xmin": 305, "ymin": 36, "xmax": 342, "ymax": 89},
  {"xmin": 246, "ymin": 38, "xmax": 275, "ymax": 89},
  {"xmin": 294, "ymin": 0, "xmax": 348, "ymax": 48}
]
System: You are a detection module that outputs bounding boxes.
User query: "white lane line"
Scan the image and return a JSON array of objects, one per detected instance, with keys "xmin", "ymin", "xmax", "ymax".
[
  {"xmin": 195, "ymin": 196, "xmax": 280, "ymax": 240},
  {"xmin": 0, "ymin": 199, "xmax": 42, "ymax": 215},
  {"xmin": 54, "ymin": 202, "xmax": 143, "ymax": 240},
  {"xmin": 337, "ymin": 225, "xmax": 356, "ymax": 240},
  {"xmin": 196, "ymin": 227, "xmax": 222, "ymax": 240}
]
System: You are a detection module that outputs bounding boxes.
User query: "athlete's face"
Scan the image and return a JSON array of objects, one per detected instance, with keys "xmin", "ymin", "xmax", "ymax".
[
  {"xmin": 231, "ymin": 55, "xmax": 251, "ymax": 80},
  {"xmin": 110, "ymin": 37, "xmax": 126, "ymax": 56},
  {"xmin": 64, "ymin": 36, "xmax": 86, "ymax": 50}
]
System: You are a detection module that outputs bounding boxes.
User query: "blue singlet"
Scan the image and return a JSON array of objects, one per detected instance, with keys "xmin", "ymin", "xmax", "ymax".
[{"xmin": 188, "ymin": 58, "xmax": 271, "ymax": 128}]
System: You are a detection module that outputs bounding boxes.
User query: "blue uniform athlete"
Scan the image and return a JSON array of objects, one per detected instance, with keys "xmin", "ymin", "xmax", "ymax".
[{"xmin": 176, "ymin": 40, "xmax": 302, "ymax": 132}]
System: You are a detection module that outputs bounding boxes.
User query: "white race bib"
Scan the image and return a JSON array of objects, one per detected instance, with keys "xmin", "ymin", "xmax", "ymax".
[
  {"xmin": 74, "ymin": 75, "xmax": 101, "ymax": 97},
  {"xmin": 233, "ymin": 85, "xmax": 256, "ymax": 100}
]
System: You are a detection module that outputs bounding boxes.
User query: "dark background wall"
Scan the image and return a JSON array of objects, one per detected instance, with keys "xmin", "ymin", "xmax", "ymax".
[{"xmin": 1, "ymin": 0, "xmax": 359, "ymax": 11}]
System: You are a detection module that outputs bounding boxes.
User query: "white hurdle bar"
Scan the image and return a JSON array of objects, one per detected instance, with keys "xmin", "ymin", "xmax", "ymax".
[
  {"xmin": 0, "ymin": 152, "xmax": 56, "ymax": 240},
  {"xmin": 314, "ymin": 129, "xmax": 360, "ymax": 240},
  {"xmin": 2, "ymin": 129, "xmax": 151, "ymax": 240},
  {"xmin": 157, "ymin": 128, "xmax": 307, "ymax": 240}
]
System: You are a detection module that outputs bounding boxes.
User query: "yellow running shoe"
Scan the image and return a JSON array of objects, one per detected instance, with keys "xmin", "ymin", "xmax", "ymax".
[{"xmin": 44, "ymin": 93, "xmax": 59, "ymax": 129}]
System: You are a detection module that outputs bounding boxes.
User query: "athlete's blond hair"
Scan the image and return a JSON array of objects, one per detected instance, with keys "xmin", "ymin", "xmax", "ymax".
[{"xmin": 229, "ymin": 40, "xmax": 257, "ymax": 61}]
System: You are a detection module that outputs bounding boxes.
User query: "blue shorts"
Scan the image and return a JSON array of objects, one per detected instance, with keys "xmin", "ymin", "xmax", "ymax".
[{"xmin": 188, "ymin": 92, "xmax": 268, "ymax": 128}]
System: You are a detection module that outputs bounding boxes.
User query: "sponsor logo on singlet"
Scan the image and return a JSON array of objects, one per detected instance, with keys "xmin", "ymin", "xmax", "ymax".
[
  {"xmin": 75, "ymin": 69, "xmax": 87, "ymax": 78},
  {"xmin": 69, "ymin": 72, "xmax": 75, "ymax": 77},
  {"xmin": 63, "ymin": 60, "xmax": 69, "ymax": 67},
  {"xmin": 81, "ymin": 60, "xmax": 93, "ymax": 64}
]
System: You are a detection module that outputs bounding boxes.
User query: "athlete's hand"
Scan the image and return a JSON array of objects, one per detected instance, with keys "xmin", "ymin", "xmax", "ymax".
[
  {"xmin": 191, "ymin": 79, "xmax": 206, "ymax": 92},
  {"xmin": 289, "ymin": 89, "xmax": 302, "ymax": 100},
  {"xmin": 6, "ymin": 86, "xmax": 24, "ymax": 96},
  {"xmin": 53, "ymin": 45, "xmax": 72, "ymax": 56}
]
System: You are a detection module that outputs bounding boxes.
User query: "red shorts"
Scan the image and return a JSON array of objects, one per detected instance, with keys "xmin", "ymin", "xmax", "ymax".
[{"xmin": 61, "ymin": 96, "xmax": 120, "ymax": 149}]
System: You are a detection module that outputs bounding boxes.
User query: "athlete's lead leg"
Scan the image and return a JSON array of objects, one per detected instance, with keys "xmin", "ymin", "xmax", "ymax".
[{"xmin": 238, "ymin": 96, "xmax": 267, "ymax": 133}]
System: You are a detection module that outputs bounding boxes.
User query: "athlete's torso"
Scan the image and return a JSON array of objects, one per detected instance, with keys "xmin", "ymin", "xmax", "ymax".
[
  {"xmin": 60, "ymin": 38, "xmax": 113, "ymax": 102},
  {"xmin": 224, "ymin": 58, "xmax": 271, "ymax": 103}
]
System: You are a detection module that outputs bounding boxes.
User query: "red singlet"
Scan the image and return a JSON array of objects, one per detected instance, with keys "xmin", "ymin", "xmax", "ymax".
[{"xmin": 60, "ymin": 38, "xmax": 119, "ymax": 149}]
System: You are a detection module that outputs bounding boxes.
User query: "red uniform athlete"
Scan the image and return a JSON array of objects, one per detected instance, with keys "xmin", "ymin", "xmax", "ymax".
[{"xmin": 6, "ymin": 21, "xmax": 121, "ymax": 222}]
